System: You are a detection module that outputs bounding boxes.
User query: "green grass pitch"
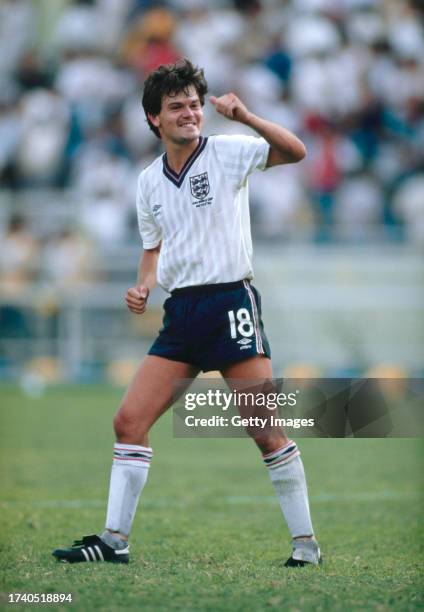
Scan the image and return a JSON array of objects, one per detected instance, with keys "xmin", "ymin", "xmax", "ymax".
[{"xmin": 0, "ymin": 385, "xmax": 423, "ymax": 611}]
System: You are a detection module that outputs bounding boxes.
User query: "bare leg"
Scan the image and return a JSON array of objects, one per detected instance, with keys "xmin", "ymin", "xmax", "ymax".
[
  {"xmin": 114, "ymin": 355, "xmax": 199, "ymax": 446},
  {"xmin": 220, "ymin": 355, "xmax": 288, "ymax": 454},
  {"xmin": 221, "ymin": 356, "xmax": 317, "ymax": 551},
  {"xmin": 106, "ymin": 355, "xmax": 199, "ymax": 539}
]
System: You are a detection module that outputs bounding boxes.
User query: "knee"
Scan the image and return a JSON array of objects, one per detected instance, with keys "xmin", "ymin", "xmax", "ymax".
[
  {"xmin": 249, "ymin": 431, "xmax": 272, "ymax": 452},
  {"xmin": 113, "ymin": 410, "xmax": 130, "ymax": 439},
  {"xmin": 249, "ymin": 430, "xmax": 286, "ymax": 455},
  {"xmin": 113, "ymin": 407, "xmax": 148, "ymax": 444}
]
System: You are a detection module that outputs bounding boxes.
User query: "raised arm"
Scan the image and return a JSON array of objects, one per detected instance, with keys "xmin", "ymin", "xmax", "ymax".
[
  {"xmin": 209, "ymin": 93, "xmax": 306, "ymax": 167},
  {"xmin": 125, "ymin": 244, "xmax": 161, "ymax": 315}
]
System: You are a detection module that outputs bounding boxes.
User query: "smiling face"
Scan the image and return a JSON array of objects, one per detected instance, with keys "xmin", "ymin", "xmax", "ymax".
[{"xmin": 148, "ymin": 86, "xmax": 204, "ymax": 146}]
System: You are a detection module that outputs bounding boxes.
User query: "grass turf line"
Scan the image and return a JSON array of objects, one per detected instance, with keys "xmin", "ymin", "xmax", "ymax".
[{"xmin": 0, "ymin": 385, "xmax": 423, "ymax": 611}]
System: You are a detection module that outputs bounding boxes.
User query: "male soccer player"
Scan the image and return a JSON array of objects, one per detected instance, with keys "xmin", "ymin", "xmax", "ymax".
[{"xmin": 53, "ymin": 59, "xmax": 321, "ymax": 567}]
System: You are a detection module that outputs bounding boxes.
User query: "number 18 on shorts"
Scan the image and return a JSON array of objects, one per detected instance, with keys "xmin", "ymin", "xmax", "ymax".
[{"xmin": 149, "ymin": 280, "xmax": 271, "ymax": 372}]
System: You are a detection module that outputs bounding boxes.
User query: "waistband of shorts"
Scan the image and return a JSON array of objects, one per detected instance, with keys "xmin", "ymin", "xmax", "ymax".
[{"xmin": 170, "ymin": 279, "xmax": 249, "ymax": 296}]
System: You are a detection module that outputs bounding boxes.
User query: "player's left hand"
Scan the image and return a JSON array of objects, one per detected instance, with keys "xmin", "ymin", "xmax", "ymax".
[{"xmin": 209, "ymin": 93, "xmax": 250, "ymax": 124}]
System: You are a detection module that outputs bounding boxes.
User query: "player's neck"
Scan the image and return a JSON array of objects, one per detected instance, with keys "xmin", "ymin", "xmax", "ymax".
[{"xmin": 164, "ymin": 138, "xmax": 200, "ymax": 174}]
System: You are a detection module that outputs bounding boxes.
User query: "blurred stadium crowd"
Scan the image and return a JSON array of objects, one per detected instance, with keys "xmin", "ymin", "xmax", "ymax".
[
  {"xmin": 0, "ymin": 0, "xmax": 423, "ymax": 381},
  {"xmin": 1, "ymin": 0, "xmax": 424, "ymax": 246}
]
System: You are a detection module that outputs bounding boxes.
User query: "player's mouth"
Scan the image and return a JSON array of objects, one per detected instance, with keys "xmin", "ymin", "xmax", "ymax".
[{"xmin": 179, "ymin": 122, "xmax": 197, "ymax": 128}]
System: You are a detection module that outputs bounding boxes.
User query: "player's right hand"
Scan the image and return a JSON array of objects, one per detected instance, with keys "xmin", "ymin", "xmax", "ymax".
[
  {"xmin": 209, "ymin": 93, "xmax": 250, "ymax": 124},
  {"xmin": 125, "ymin": 285, "xmax": 149, "ymax": 315}
]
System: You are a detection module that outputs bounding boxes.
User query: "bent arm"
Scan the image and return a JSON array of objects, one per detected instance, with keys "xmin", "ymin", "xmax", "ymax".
[
  {"xmin": 126, "ymin": 244, "xmax": 161, "ymax": 315},
  {"xmin": 210, "ymin": 93, "xmax": 306, "ymax": 167},
  {"xmin": 244, "ymin": 113, "xmax": 306, "ymax": 167}
]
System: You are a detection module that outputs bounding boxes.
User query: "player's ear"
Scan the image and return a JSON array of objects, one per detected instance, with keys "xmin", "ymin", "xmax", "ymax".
[{"xmin": 148, "ymin": 113, "xmax": 160, "ymax": 128}]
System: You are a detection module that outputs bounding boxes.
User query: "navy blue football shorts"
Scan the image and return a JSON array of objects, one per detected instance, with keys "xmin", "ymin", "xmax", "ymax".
[{"xmin": 148, "ymin": 279, "xmax": 271, "ymax": 372}]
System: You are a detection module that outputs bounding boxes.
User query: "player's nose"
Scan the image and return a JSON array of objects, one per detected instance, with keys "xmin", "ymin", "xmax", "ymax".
[{"xmin": 182, "ymin": 105, "xmax": 195, "ymax": 118}]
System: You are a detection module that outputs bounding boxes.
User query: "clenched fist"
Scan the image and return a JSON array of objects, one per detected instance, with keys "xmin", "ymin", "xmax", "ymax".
[
  {"xmin": 125, "ymin": 285, "xmax": 149, "ymax": 315},
  {"xmin": 209, "ymin": 93, "xmax": 251, "ymax": 124}
]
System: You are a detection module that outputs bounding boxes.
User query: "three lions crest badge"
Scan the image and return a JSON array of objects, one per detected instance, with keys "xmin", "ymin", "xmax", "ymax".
[{"xmin": 190, "ymin": 172, "xmax": 210, "ymax": 200}]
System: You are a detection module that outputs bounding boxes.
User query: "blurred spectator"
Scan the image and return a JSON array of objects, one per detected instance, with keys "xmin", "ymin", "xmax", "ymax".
[
  {"xmin": 305, "ymin": 119, "xmax": 342, "ymax": 239},
  {"xmin": 333, "ymin": 170, "xmax": 384, "ymax": 241},
  {"xmin": 287, "ymin": 13, "xmax": 341, "ymax": 59},
  {"xmin": 35, "ymin": 227, "xmax": 97, "ymax": 342},
  {"xmin": 53, "ymin": 0, "xmax": 101, "ymax": 55},
  {"xmin": 387, "ymin": 1, "xmax": 424, "ymax": 62},
  {"xmin": 121, "ymin": 92, "xmax": 160, "ymax": 158},
  {"xmin": 14, "ymin": 51, "xmax": 53, "ymax": 91},
  {"xmin": 0, "ymin": 214, "xmax": 39, "ymax": 294},
  {"xmin": 121, "ymin": 8, "xmax": 181, "ymax": 78},
  {"xmin": 0, "ymin": 214, "xmax": 39, "ymax": 339},
  {"xmin": 175, "ymin": 5, "xmax": 242, "ymax": 93},
  {"xmin": 55, "ymin": 51, "xmax": 133, "ymax": 134},
  {"xmin": 97, "ymin": 0, "xmax": 134, "ymax": 53},
  {"xmin": 250, "ymin": 166, "xmax": 314, "ymax": 240},
  {"xmin": 42, "ymin": 228, "xmax": 96, "ymax": 287},
  {"xmin": 15, "ymin": 88, "xmax": 70, "ymax": 186},
  {"xmin": 73, "ymin": 150, "xmax": 134, "ymax": 244},
  {"xmin": 48, "ymin": 0, "xmax": 131, "ymax": 55},
  {"xmin": 0, "ymin": 0, "xmax": 35, "ymax": 78},
  {"xmin": 0, "ymin": 87, "xmax": 21, "ymax": 188},
  {"xmin": 392, "ymin": 174, "xmax": 424, "ymax": 247}
]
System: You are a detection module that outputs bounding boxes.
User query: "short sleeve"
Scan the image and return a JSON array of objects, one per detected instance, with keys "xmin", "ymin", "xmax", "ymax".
[
  {"xmin": 136, "ymin": 175, "xmax": 162, "ymax": 249},
  {"xmin": 213, "ymin": 135, "xmax": 270, "ymax": 187}
]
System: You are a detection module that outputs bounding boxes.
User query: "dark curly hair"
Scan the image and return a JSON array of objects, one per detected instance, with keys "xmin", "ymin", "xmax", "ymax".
[{"xmin": 142, "ymin": 59, "xmax": 208, "ymax": 139}]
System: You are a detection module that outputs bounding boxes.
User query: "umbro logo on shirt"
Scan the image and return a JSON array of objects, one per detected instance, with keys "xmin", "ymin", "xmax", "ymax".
[{"xmin": 152, "ymin": 205, "xmax": 162, "ymax": 216}]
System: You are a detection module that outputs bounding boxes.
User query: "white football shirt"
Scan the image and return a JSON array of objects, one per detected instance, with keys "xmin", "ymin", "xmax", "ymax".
[{"xmin": 136, "ymin": 134, "xmax": 270, "ymax": 292}]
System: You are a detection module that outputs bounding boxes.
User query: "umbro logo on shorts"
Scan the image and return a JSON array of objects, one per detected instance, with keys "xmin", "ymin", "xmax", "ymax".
[{"xmin": 237, "ymin": 338, "xmax": 252, "ymax": 349}]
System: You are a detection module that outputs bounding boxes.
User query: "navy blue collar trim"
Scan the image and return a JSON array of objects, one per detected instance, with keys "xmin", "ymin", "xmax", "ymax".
[{"xmin": 162, "ymin": 137, "xmax": 208, "ymax": 188}]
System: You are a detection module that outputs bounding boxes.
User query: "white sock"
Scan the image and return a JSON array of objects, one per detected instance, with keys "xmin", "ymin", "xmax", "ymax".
[
  {"xmin": 105, "ymin": 443, "xmax": 152, "ymax": 537},
  {"xmin": 264, "ymin": 440, "xmax": 314, "ymax": 538}
]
